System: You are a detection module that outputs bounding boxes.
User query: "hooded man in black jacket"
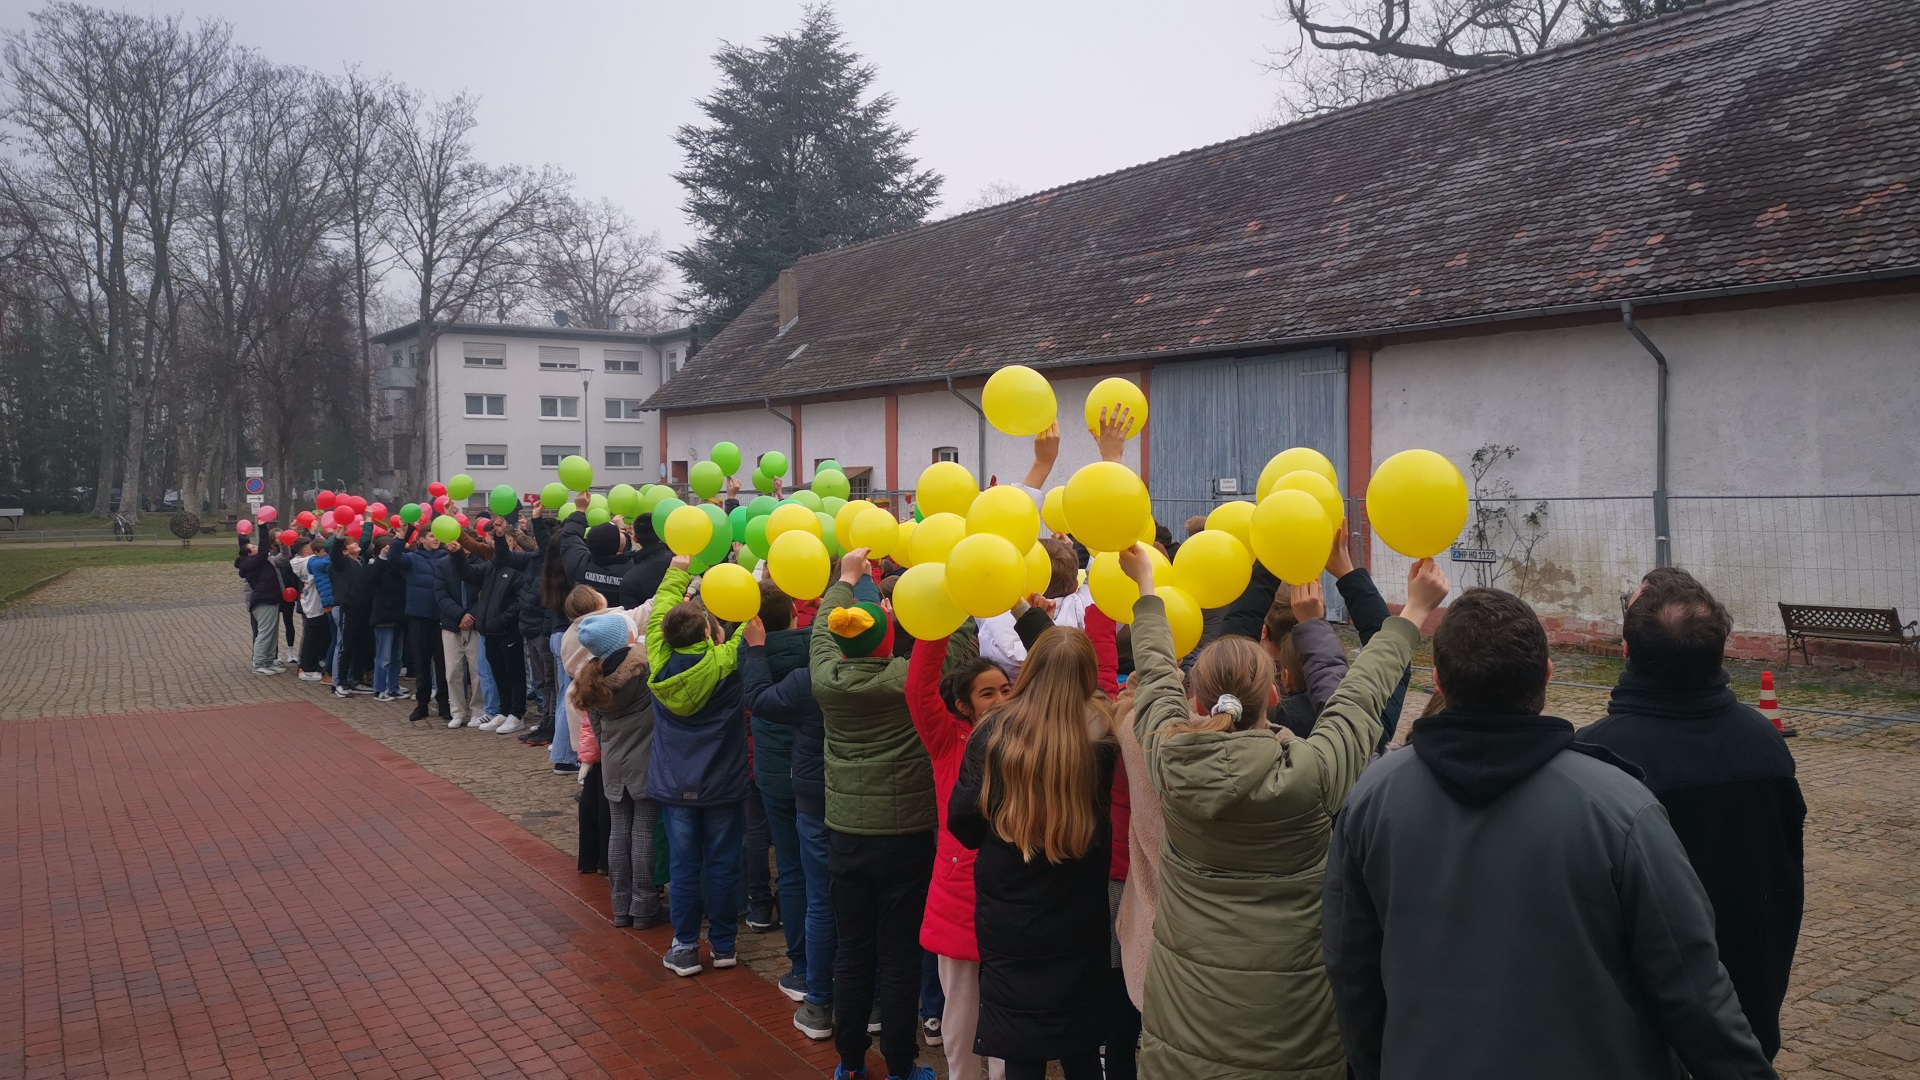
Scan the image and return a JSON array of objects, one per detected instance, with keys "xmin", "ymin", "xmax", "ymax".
[
  {"xmin": 1577, "ymin": 568, "xmax": 1805, "ymax": 1060},
  {"xmin": 1323, "ymin": 587, "xmax": 1776, "ymax": 1080},
  {"xmin": 472, "ymin": 517, "xmax": 528, "ymax": 734}
]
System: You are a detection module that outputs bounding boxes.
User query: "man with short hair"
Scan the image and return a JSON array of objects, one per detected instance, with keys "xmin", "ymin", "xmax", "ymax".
[
  {"xmin": 1323, "ymin": 586, "xmax": 1776, "ymax": 1080},
  {"xmin": 1577, "ymin": 568, "xmax": 1805, "ymax": 1060}
]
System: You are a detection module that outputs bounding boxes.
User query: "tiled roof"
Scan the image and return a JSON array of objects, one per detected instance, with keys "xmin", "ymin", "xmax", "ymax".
[{"xmin": 648, "ymin": 0, "xmax": 1920, "ymax": 410}]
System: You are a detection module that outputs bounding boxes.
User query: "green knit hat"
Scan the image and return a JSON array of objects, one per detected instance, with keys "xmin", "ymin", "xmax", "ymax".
[{"xmin": 826, "ymin": 601, "xmax": 890, "ymax": 658}]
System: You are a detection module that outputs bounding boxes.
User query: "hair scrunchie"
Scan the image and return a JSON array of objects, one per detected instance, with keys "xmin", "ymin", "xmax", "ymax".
[{"xmin": 1209, "ymin": 693, "xmax": 1244, "ymax": 720}]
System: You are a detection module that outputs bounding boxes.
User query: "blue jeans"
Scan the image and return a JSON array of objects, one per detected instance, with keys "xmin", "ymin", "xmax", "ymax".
[
  {"xmin": 760, "ymin": 788, "xmax": 808, "ymax": 973},
  {"xmin": 795, "ymin": 810, "xmax": 837, "ymax": 1006},
  {"xmin": 549, "ymin": 631, "xmax": 577, "ymax": 765},
  {"xmin": 328, "ymin": 608, "xmax": 344, "ymax": 676},
  {"xmin": 476, "ymin": 636, "xmax": 501, "ymax": 717},
  {"xmin": 373, "ymin": 626, "xmax": 404, "ymax": 694},
  {"xmin": 663, "ymin": 802, "xmax": 746, "ymax": 952}
]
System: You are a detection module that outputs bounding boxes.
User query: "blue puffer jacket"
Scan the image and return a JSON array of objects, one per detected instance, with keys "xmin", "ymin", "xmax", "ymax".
[
  {"xmin": 393, "ymin": 547, "xmax": 446, "ymax": 620},
  {"xmin": 644, "ymin": 648, "xmax": 752, "ymax": 808},
  {"xmin": 434, "ymin": 552, "xmax": 482, "ymax": 632}
]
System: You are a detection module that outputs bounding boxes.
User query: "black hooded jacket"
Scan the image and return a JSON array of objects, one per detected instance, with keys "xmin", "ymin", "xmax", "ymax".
[{"xmin": 1576, "ymin": 667, "xmax": 1806, "ymax": 1059}]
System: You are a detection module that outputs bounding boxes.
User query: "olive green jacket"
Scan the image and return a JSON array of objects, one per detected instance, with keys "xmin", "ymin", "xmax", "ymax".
[
  {"xmin": 809, "ymin": 579, "xmax": 936, "ymax": 835},
  {"xmin": 1131, "ymin": 593, "xmax": 1416, "ymax": 1079}
]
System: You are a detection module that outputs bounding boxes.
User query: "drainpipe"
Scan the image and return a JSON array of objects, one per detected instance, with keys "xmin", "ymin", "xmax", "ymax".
[
  {"xmin": 764, "ymin": 398, "xmax": 795, "ymax": 483},
  {"xmin": 1620, "ymin": 302, "xmax": 1671, "ymax": 568},
  {"xmin": 946, "ymin": 375, "xmax": 987, "ymax": 481}
]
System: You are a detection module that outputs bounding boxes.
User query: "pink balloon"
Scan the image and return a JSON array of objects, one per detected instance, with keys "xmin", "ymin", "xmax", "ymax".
[
  {"xmin": 236, "ymin": 520, "xmax": 254, "ymax": 535},
  {"xmin": 433, "ymin": 495, "xmax": 450, "ymax": 512},
  {"xmin": 319, "ymin": 510, "xmax": 335, "ymax": 529},
  {"xmin": 256, "ymin": 505, "xmax": 277, "ymax": 523}
]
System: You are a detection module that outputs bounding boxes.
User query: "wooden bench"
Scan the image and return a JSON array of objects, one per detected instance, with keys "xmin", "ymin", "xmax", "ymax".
[
  {"xmin": 1778, "ymin": 603, "xmax": 1920, "ymax": 672},
  {"xmin": 0, "ymin": 508, "xmax": 21, "ymax": 529}
]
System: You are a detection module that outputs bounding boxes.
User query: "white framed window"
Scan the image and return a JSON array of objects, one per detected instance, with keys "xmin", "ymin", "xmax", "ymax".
[
  {"xmin": 605, "ymin": 447, "xmax": 643, "ymax": 469},
  {"xmin": 933, "ymin": 446, "xmax": 960, "ymax": 464},
  {"xmin": 465, "ymin": 444, "xmax": 507, "ymax": 468},
  {"xmin": 848, "ymin": 472, "xmax": 872, "ymax": 497},
  {"xmin": 541, "ymin": 444, "xmax": 580, "ymax": 468},
  {"xmin": 605, "ymin": 398, "xmax": 644, "ymax": 420},
  {"xmin": 538, "ymin": 346, "xmax": 580, "ymax": 370},
  {"xmin": 667, "ymin": 349, "xmax": 682, "ymax": 370},
  {"xmin": 463, "ymin": 342, "xmax": 506, "ymax": 368},
  {"xmin": 539, "ymin": 395, "xmax": 579, "ymax": 419},
  {"xmin": 465, "ymin": 394, "xmax": 505, "ymax": 417},
  {"xmin": 604, "ymin": 349, "xmax": 642, "ymax": 373}
]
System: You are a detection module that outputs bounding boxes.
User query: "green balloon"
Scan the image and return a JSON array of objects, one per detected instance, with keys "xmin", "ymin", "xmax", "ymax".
[
  {"xmin": 586, "ymin": 507, "xmax": 611, "ymax": 526},
  {"xmin": 913, "ymin": 503, "xmax": 925, "ymax": 522},
  {"xmin": 488, "ymin": 485, "xmax": 517, "ymax": 517},
  {"xmin": 698, "ymin": 502, "xmax": 732, "ymax": 566},
  {"xmin": 689, "ymin": 460, "xmax": 724, "ymax": 500},
  {"xmin": 589, "ymin": 492, "xmax": 608, "ymax": 511},
  {"xmin": 821, "ymin": 496, "xmax": 847, "ymax": 521},
  {"xmin": 728, "ymin": 505, "xmax": 751, "ymax": 543},
  {"xmin": 790, "ymin": 489, "xmax": 822, "ymax": 512},
  {"xmin": 760, "ymin": 451, "xmax": 788, "ymax": 477},
  {"xmin": 608, "ymin": 483, "xmax": 641, "ymax": 519},
  {"xmin": 448, "ymin": 473, "xmax": 475, "ymax": 500},
  {"xmin": 651, "ymin": 496, "xmax": 686, "ymax": 538},
  {"xmin": 744, "ymin": 515, "xmax": 771, "ymax": 559},
  {"xmin": 540, "ymin": 482, "xmax": 569, "ymax": 509},
  {"xmin": 400, "ymin": 502, "xmax": 423, "ymax": 524},
  {"xmin": 752, "ymin": 470, "xmax": 777, "ymax": 494},
  {"xmin": 558, "ymin": 455, "xmax": 593, "ymax": 492},
  {"xmin": 430, "ymin": 515, "xmax": 461, "ymax": 543},
  {"xmin": 812, "ymin": 469, "xmax": 851, "ymax": 501},
  {"xmin": 738, "ymin": 549, "xmax": 759, "ymax": 574},
  {"xmin": 816, "ymin": 459, "xmax": 842, "ymax": 475},
  {"xmin": 816, "ymin": 511, "xmax": 842, "ymax": 558},
  {"xmin": 747, "ymin": 495, "xmax": 778, "ymax": 519},
  {"xmin": 712, "ymin": 441, "xmax": 743, "ymax": 476},
  {"xmin": 639, "ymin": 485, "xmax": 673, "ymax": 514},
  {"xmin": 557, "ymin": 503, "xmax": 577, "ymax": 520}
]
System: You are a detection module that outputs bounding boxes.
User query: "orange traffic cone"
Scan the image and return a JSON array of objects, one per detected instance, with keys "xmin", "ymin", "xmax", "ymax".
[{"xmin": 1758, "ymin": 672, "xmax": 1798, "ymax": 738}]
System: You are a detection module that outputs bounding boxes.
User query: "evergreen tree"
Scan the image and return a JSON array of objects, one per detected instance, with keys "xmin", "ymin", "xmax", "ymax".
[
  {"xmin": 672, "ymin": 5, "xmax": 942, "ymax": 334},
  {"xmin": 1584, "ymin": 0, "xmax": 1706, "ymax": 34}
]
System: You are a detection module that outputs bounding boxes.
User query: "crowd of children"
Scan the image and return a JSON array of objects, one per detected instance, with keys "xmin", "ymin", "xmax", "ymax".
[{"xmin": 235, "ymin": 430, "xmax": 1801, "ymax": 1080}]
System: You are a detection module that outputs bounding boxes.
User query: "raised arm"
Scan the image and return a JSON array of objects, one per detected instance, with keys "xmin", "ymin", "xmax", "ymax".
[
  {"xmin": 742, "ymin": 642, "xmax": 816, "ymax": 724},
  {"xmin": 1288, "ymin": 582, "xmax": 1351, "ymax": 713},
  {"xmin": 1119, "ymin": 547, "xmax": 1197, "ymax": 753},
  {"xmin": 646, "ymin": 560, "xmax": 690, "ymax": 674},
  {"xmin": 908, "ymin": 634, "xmax": 967, "ymax": 761},
  {"xmin": 1221, "ymin": 561, "xmax": 1283, "ymax": 643}
]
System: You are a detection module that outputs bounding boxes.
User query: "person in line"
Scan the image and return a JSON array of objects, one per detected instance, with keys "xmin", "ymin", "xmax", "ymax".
[
  {"xmin": 272, "ymin": 541, "xmax": 300, "ymax": 667},
  {"xmin": 395, "ymin": 523, "xmax": 450, "ymax": 722},
  {"xmin": 810, "ymin": 549, "xmax": 936, "ymax": 1080},
  {"xmin": 474, "ymin": 518, "xmax": 529, "ymax": 734},
  {"xmin": 1323, "ymin": 584, "xmax": 1777, "ymax": 1080},
  {"xmin": 559, "ymin": 585, "xmax": 619, "ymax": 872},
  {"xmin": 291, "ymin": 539, "xmax": 334, "ymax": 682},
  {"xmin": 645, "ymin": 555, "xmax": 752, "ymax": 977},
  {"xmin": 326, "ymin": 533, "xmax": 374, "ymax": 696},
  {"xmin": 741, "ymin": 581, "xmax": 838, "ymax": 1039},
  {"xmin": 948, "ymin": 624, "xmax": 1118, "ymax": 1080},
  {"xmin": 236, "ymin": 529, "xmax": 285, "ymax": 675},
  {"xmin": 1576, "ymin": 567, "xmax": 1806, "ymax": 1061},
  {"xmin": 1129, "ymin": 547, "xmax": 1443, "ymax": 1079},
  {"xmin": 434, "ymin": 532, "xmax": 485, "ymax": 728},
  {"xmin": 368, "ymin": 536, "xmax": 410, "ymax": 701},
  {"xmin": 569, "ymin": 609, "xmax": 665, "ymax": 929},
  {"xmin": 513, "ymin": 520, "xmax": 562, "ymax": 746},
  {"xmin": 617, "ymin": 513, "xmax": 674, "ymax": 609}
]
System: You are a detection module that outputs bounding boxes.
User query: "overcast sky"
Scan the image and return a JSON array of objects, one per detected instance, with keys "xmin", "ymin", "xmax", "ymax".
[{"xmin": 0, "ymin": 0, "xmax": 1288, "ymax": 262}]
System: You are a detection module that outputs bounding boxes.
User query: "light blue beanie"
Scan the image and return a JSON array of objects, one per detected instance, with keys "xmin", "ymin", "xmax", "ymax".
[{"xmin": 577, "ymin": 612, "xmax": 631, "ymax": 660}]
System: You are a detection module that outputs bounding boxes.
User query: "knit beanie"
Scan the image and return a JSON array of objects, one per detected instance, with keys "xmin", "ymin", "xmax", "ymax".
[
  {"xmin": 577, "ymin": 612, "xmax": 630, "ymax": 659},
  {"xmin": 826, "ymin": 601, "xmax": 891, "ymax": 658},
  {"xmin": 586, "ymin": 522, "xmax": 621, "ymax": 559}
]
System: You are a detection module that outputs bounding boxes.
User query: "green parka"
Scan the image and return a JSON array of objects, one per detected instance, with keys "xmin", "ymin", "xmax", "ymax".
[
  {"xmin": 809, "ymin": 579, "xmax": 936, "ymax": 835},
  {"xmin": 1130, "ymin": 593, "xmax": 1416, "ymax": 1079}
]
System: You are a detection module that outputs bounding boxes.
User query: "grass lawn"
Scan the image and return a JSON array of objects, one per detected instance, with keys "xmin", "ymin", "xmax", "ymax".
[{"xmin": 0, "ymin": 544, "xmax": 233, "ymax": 604}]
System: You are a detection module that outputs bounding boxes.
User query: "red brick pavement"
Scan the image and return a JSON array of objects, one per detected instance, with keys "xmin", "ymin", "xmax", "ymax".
[{"xmin": 0, "ymin": 702, "xmax": 841, "ymax": 1080}]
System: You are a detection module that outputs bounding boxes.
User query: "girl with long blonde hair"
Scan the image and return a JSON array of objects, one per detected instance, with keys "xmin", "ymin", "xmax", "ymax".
[{"xmin": 948, "ymin": 625, "xmax": 1119, "ymax": 1080}]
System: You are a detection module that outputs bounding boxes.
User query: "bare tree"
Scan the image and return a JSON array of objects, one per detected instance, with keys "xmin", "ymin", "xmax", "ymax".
[
  {"xmin": 532, "ymin": 194, "xmax": 666, "ymax": 330},
  {"xmin": 316, "ymin": 67, "xmax": 395, "ymax": 489},
  {"xmin": 958, "ymin": 180, "xmax": 1024, "ymax": 214},
  {"xmin": 381, "ymin": 88, "xmax": 557, "ymax": 491}
]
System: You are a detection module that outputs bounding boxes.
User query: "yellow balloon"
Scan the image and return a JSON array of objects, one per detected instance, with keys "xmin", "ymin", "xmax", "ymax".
[
  {"xmin": 1156, "ymin": 585, "xmax": 1204, "ymax": 657},
  {"xmin": 664, "ymin": 504, "xmax": 714, "ymax": 556},
  {"xmin": 1139, "ymin": 512, "xmax": 1158, "ymax": 545},
  {"xmin": 1171, "ymin": 529, "xmax": 1254, "ymax": 609},
  {"xmin": 966, "ymin": 485, "xmax": 1040, "ymax": 552},
  {"xmin": 1024, "ymin": 542, "xmax": 1052, "ymax": 596},
  {"xmin": 981, "ymin": 365, "xmax": 1057, "ymax": 437},
  {"xmin": 767, "ymin": 530, "xmax": 831, "ymax": 600},
  {"xmin": 1366, "ymin": 449, "xmax": 1469, "ymax": 559},
  {"xmin": 1274, "ymin": 469, "xmax": 1345, "ymax": 528},
  {"xmin": 766, "ymin": 503, "xmax": 821, "ymax": 542},
  {"xmin": 834, "ymin": 499, "xmax": 876, "ymax": 547},
  {"xmin": 1206, "ymin": 500, "xmax": 1256, "ymax": 550},
  {"xmin": 917, "ymin": 461, "xmax": 979, "ymax": 518},
  {"xmin": 1250, "ymin": 489, "xmax": 1335, "ymax": 585},
  {"xmin": 700, "ymin": 563, "xmax": 761, "ymax": 622},
  {"xmin": 892, "ymin": 519, "xmax": 919, "ymax": 567},
  {"xmin": 1040, "ymin": 486, "xmax": 1069, "ymax": 536},
  {"xmin": 1256, "ymin": 447, "xmax": 1339, "ymax": 502},
  {"xmin": 945, "ymin": 533, "xmax": 1026, "ymax": 618},
  {"xmin": 1062, "ymin": 462, "xmax": 1150, "ymax": 553},
  {"xmin": 1087, "ymin": 547, "xmax": 1171, "ymax": 624},
  {"xmin": 1083, "ymin": 377, "xmax": 1148, "ymax": 439},
  {"xmin": 849, "ymin": 507, "xmax": 900, "ymax": 558},
  {"xmin": 909, "ymin": 512, "xmax": 966, "ymax": 566},
  {"xmin": 893, "ymin": 562, "xmax": 969, "ymax": 640}
]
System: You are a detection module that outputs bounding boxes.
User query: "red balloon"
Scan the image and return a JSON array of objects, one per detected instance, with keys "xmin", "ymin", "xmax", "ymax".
[
  {"xmin": 348, "ymin": 522, "xmax": 364, "ymax": 541},
  {"xmin": 236, "ymin": 519, "xmax": 254, "ymax": 535},
  {"xmin": 428, "ymin": 482, "xmax": 447, "ymax": 498},
  {"xmin": 454, "ymin": 513, "xmax": 469, "ymax": 528},
  {"xmin": 295, "ymin": 510, "xmax": 315, "ymax": 528},
  {"xmin": 316, "ymin": 489, "xmax": 337, "ymax": 510},
  {"xmin": 433, "ymin": 495, "xmax": 450, "ymax": 512},
  {"xmin": 368, "ymin": 502, "xmax": 387, "ymax": 522},
  {"xmin": 278, "ymin": 529, "xmax": 298, "ymax": 547},
  {"xmin": 347, "ymin": 495, "xmax": 367, "ymax": 514},
  {"xmin": 282, "ymin": 586, "xmax": 299, "ymax": 604},
  {"xmin": 319, "ymin": 510, "xmax": 335, "ymax": 529},
  {"xmin": 372, "ymin": 524, "xmax": 388, "ymax": 538}
]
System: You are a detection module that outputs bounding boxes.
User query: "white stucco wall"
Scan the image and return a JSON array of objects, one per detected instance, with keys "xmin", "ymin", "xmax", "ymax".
[
  {"xmin": 896, "ymin": 375, "xmax": 1144, "ymax": 494},
  {"xmin": 663, "ymin": 409, "xmax": 799, "ymax": 483},
  {"xmin": 796, "ymin": 398, "xmax": 889, "ymax": 484},
  {"xmin": 1369, "ymin": 294, "xmax": 1920, "ymax": 629}
]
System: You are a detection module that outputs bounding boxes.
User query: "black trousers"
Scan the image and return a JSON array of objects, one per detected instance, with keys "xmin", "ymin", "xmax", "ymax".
[
  {"xmin": 298, "ymin": 613, "xmax": 332, "ymax": 673},
  {"xmin": 830, "ymin": 829, "xmax": 934, "ymax": 1078},
  {"xmin": 1004, "ymin": 1056, "xmax": 1101, "ymax": 1080},
  {"xmin": 579, "ymin": 762, "xmax": 612, "ymax": 874},
  {"xmin": 1104, "ymin": 966, "xmax": 1140, "ymax": 1079},
  {"xmin": 339, "ymin": 606, "xmax": 373, "ymax": 687},
  {"xmin": 483, "ymin": 633, "xmax": 526, "ymax": 718},
  {"xmin": 279, "ymin": 601, "xmax": 296, "ymax": 646},
  {"xmin": 406, "ymin": 616, "xmax": 448, "ymax": 713},
  {"xmin": 743, "ymin": 785, "xmax": 772, "ymax": 909}
]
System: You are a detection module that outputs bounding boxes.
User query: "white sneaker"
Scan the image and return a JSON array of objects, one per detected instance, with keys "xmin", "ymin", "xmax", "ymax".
[
  {"xmin": 446, "ymin": 715, "xmax": 465, "ymax": 729},
  {"xmin": 252, "ymin": 666, "xmax": 277, "ymax": 676},
  {"xmin": 334, "ymin": 687, "xmax": 351, "ymax": 699},
  {"xmin": 266, "ymin": 664, "xmax": 288, "ymax": 674},
  {"xmin": 284, "ymin": 651, "xmax": 297, "ymax": 664},
  {"xmin": 495, "ymin": 716, "xmax": 523, "ymax": 735},
  {"xmin": 463, "ymin": 714, "xmax": 488, "ymax": 728},
  {"xmin": 477, "ymin": 715, "xmax": 504, "ymax": 732},
  {"xmin": 298, "ymin": 671, "xmax": 322, "ymax": 682}
]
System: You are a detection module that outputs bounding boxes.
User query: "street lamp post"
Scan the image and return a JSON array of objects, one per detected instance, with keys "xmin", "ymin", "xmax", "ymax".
[{"xmin": 581, "ymin": 369, "xmax": 593, "ymax": 485}]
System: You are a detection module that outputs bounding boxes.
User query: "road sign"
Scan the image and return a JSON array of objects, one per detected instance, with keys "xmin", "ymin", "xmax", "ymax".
[
  {"xmin": 1451, "ymin": 547, "xmax": 1498, "ymax": 564},
  {"xmin": 245, "ymin": 477, "xmax": 266, "ymax": 495},
  {"xmin": 244, "ymin": 466, "xmax": 264, "ymax": 478},
  {"xmin": 247, "ymin": 495, "xmax": 264, "ymax": 509}
]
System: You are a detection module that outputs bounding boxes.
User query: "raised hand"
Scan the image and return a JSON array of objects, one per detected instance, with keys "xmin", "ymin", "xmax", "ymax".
[
  {"xmin": 1402, "ymin": 558, "xmax": 1451, "ymax": 627},
  {"xmin": 1290, "ymin": 580, "xmax": 1325, "ymax": 622},
  {"xmin": 1118, "ymin": 542, "xmax": 1156, "ymax": 595},
  {"xmin": 1097, "ymin": 406, "xmax": 1132, "ymax": 463},
  {"xmin": 840, "ymin": 547, "xmax": 872, "ymax": 584}
]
